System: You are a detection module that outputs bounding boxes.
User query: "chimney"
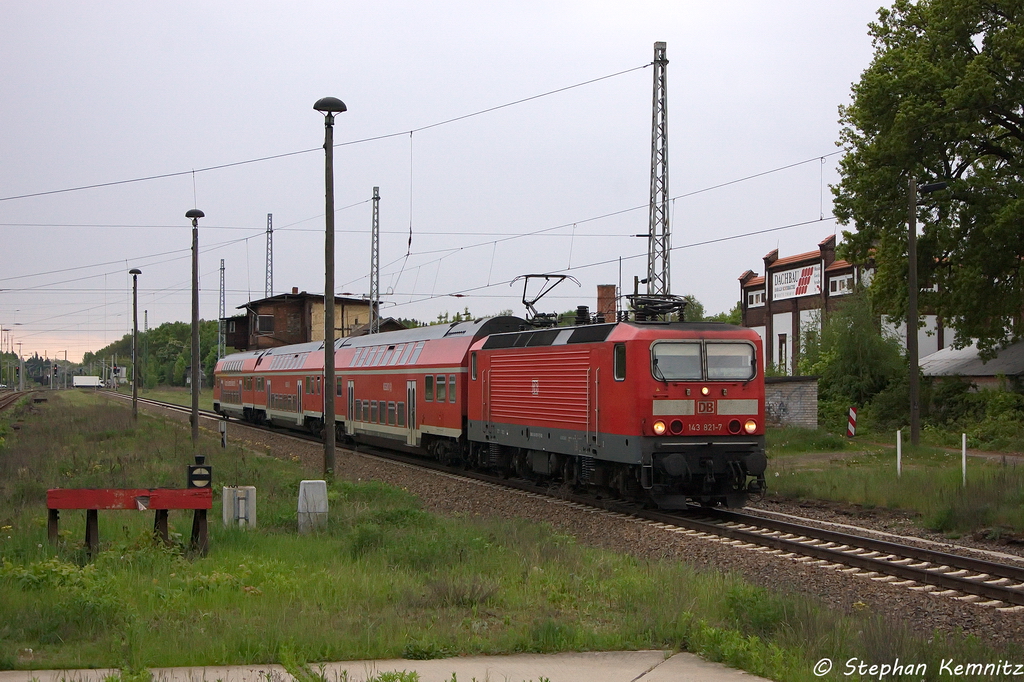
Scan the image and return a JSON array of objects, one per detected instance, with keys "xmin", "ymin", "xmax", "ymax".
[
  {"xmin": 597, "ymin": 285, "xmax": 616, "ymax": 321},
  {"xmin": 291, "ymin": 287, "xmax": 299, "ymax": 294}
]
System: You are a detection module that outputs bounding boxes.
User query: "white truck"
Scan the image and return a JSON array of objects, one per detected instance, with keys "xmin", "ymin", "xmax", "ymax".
[{"xmin": 73, "ymin": 376, "xmax": 103, "ymax": 388}]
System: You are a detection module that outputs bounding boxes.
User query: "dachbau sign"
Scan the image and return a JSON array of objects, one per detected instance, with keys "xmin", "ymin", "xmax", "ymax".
[{"xmin": 772, "ymin": 264, "xmax": 821, "ymax": 301}]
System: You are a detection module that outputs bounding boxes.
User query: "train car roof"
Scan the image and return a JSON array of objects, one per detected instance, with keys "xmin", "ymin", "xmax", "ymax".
[
  {"xmin": 477, "ymin": 320, "xmax": 757, "ymax": 350},
  {"xmin": 338, "ymin": 316, "xmax": 526, "ymax": 348},
  {"xmin": 215, "ymin": 316, "xmax": 529, "ymax": 372}
]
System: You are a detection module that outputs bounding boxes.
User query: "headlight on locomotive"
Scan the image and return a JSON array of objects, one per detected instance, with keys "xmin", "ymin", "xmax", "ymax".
[
  {"xmin": 744, "ymin": 419, "xmax": 758, "ymax": 434},
  {"xmin": 653, "ymin": 420, "xmax": 667, "ymax": 436}
]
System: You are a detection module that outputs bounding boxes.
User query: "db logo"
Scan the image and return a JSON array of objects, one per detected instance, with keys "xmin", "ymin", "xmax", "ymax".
[
  {"xmin": 697, "ymin": 401, "xmax": 715, "ymax": 414},
  {"xmin": 531, "ymin": 379, "xmax": 539, "ymax": 396}
]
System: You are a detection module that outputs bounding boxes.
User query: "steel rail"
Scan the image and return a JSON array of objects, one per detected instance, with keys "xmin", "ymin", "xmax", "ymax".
[{"xmin": 706, "ymin": 508, "xmax": 1024, "ymax": 583}]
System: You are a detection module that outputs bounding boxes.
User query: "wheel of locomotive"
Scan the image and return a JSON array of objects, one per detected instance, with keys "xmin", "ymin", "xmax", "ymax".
[
  {"xmin": 513, "ymin": 450, "xmax": 530, "ymax": 479},
  {"xmin": 615, "ymin": 465, "xmax": 642, "ymax": 500}
]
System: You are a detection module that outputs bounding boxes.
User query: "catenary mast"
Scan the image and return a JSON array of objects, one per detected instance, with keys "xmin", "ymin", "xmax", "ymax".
[
  {"xmin": 646, "ymin": 41, "xmax": 670, "ymax": 297},
  {"xmin": 370, "ymin": 187, "xmax": 380, "ymax": 334},
  {"xmin": 265, "ymin": 213, "xmax": 273, "ymax": 298}
]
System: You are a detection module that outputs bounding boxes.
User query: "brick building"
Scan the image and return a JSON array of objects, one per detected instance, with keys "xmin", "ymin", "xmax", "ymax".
[
  {"xmin": 223, "ymin": 288, "xmax": 374, "ymax": 352},
  {"xmin": 738, "ymin": 235, "xmax": 951, "ymax": 374}
]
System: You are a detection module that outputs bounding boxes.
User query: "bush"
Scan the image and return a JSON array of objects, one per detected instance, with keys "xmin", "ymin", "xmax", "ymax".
[
  {"xmin": 864, "ymin": 376, "xmax": 909, "ymax": 432},
  {"xmin": 801, "ymin": 293, "xmax": 905, "ymax": 407}
]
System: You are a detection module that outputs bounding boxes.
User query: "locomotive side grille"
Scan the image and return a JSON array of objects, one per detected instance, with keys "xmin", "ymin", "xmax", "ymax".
[{"xmin": 488, "ymin": 348, "xmax": 591, "ymax": 427}]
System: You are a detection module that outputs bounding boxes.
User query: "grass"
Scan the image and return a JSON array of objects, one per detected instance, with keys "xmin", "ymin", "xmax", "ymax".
[
  {"xmin": 0, "ymin": 394, "xmax": 1021, "ymax": 679},
  {"xmin": 766, "ymin": 426, "xmax": 1024, "ymax": 535}
]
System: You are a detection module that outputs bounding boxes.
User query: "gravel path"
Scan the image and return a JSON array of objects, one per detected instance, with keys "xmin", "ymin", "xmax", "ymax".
[{"xmin": 165, "ymin": 406, "xmax": 1024, "ymax": 648}]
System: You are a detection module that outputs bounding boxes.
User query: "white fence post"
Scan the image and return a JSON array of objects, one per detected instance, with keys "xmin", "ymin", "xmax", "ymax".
[
  {"xmin": 896, "ymin": 429, "xmax": 902, "ymax": 479},
  {"xmin": 962, "ymin": 433, "xmax": 967, "ymax": 488}
]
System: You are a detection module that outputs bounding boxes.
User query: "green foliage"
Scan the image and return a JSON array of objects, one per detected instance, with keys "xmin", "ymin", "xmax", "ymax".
[
  {"xmin": 705, "ymin": 301, "xmax": 742, "ymax": 325},
  {"xmin": 833, "ymin": 0, "xmax": 1024, "ymax": 358},
  {"xmin": 799, "ymin": 293, "xmax": 905, "ymax": 407},
  {"xmin": 680, "ymin": 295, "xmax": 705, "ymax": 322},
  {"xmin": 82, "ymin": 320, "xmax": 219, "ymax": 388}
]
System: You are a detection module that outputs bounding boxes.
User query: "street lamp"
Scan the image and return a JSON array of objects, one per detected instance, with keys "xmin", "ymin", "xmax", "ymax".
[
  {"xmin": 314, "ymin": 96, "xmax": 347, "ymax": 477},
  {"xmin": 907, "ymin": 178, "xmax": 947, "ymax": 446},
  {"xmin": 130, "ymin": 268, "xmax": 142, "ymax": 420},
  {"xmin": 186, "ymin": 208, "xmax": 205, "ymax": 446}
]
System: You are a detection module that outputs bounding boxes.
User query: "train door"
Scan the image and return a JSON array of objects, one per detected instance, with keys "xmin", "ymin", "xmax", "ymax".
[
  {"xmin": 347, "ymin": 380, "xmax": 355, "ymax": 436},
  {"xmin": 482, "ymin": 369, "xmax": 490, "ymax": 423},
  {"xmin": 406, "ymin": 380, "xmax": 417, "ymax": 446}
]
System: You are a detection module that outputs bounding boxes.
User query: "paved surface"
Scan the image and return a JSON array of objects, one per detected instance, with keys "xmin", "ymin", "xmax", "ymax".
[{"xmin": 0, "ymin": 651, "xmax": 770, "ymax": 682}]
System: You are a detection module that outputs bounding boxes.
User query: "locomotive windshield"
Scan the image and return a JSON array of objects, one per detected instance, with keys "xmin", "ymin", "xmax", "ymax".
[
  {"xmin": 706, "ymin": 342, "xmax": 756, "ymax": 380},
  {"xmin": 650, "ymin": 342, "xmax": 702, "ymax": 380},
  {"xmin": 651, "ymin": 341, "xmax": 755, "ymax": 382}
]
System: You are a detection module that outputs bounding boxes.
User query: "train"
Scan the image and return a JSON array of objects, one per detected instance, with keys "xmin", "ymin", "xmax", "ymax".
[{"xmin": 213, "ymin": 308, "xmax": 767, "ymax": 508}]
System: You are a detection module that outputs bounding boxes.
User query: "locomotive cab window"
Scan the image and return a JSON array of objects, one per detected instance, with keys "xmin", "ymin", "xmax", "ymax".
[
  {"xmin": 706, "ymin": 343, "xmax": 756, "ymax": 381},
  {"xmin": 471, "ymin": 352, "xmax": 477, "ymax": 380},
  {"xmin": 613, "ymin": 343, "xmax": 626, "ymax": 381},
  {"xmin": 651, "ymin": 342, "xmax": 702, "ymax": 381}
]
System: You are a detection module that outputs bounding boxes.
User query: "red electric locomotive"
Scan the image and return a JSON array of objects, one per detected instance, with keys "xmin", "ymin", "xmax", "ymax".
[
  {"xmin": 214, "ymin": 304, "xmax": 767, "ymax": 509},
  {"xmin": 466, "ymin": 318, "xmax": 767, "ymax": 508}
]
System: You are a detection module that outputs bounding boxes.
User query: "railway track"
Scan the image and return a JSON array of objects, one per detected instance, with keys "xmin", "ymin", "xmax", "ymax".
[
  {"xmin": 110, "ymin": 391, "xmax": 1024, "ymax": 612},
  {"xmin": 0, "ymin": 389, "xmax": 36, "ymax": 413}
]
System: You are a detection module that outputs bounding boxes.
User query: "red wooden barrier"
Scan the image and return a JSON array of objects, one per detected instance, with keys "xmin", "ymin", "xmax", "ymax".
[{"xmin": 47, "ymin": 488, "xmax": 212, "ymax": 556}]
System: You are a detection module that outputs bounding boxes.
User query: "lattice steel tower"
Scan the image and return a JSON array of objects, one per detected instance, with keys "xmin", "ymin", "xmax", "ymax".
[
  {"xmin": 647, "ymin": 41, "xmax": 671, "ymax": 296},
  {"xmin": 369, "ymin": 187, "xmax": 380, "ymax": 334},
  {"xmin": 265, "ymin": 213, "xmax": 273, "ymax": 298},
  {"xmin": 218, "ymin": 259, "xmax": 226, "ymax": 359}
]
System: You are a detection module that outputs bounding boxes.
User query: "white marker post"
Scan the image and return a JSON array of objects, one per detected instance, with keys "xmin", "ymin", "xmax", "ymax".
[
  {"xmin": 962, "ymin": 433, "xmax": 967, "ymax": 487},
  {"xmin": 896, "ymin": 429, "xmax": 902, "ymax": 479}
]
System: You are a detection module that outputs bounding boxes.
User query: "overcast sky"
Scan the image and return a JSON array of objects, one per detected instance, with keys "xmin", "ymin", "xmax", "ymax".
[{"xmin": 0, "ymin": 1, "xmax": 883, "ymax": 362}]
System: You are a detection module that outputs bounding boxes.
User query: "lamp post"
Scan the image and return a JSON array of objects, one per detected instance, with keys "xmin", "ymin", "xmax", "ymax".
[
  {"xmin": 130, "ymin": 268, "xmax": 142, "ymax": 420},
  {"xmin": 907, "ymin": 178, "xmax": 947, "ymax": 446},
  {"xmin": 186, "ymin": 208, "xmax": 205, "ymax": 447},
  {"xmin": 314, "ymin": 96, "xmax": 347, "ymax": 477}
]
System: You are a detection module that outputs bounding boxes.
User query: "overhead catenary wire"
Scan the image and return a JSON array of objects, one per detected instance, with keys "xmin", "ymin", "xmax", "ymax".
[{"xmin": 0, "ymin": 64, "xmax": 652, "ymax": 204}]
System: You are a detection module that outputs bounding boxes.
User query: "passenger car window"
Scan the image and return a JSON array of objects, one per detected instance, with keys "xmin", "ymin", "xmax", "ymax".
[
  {"xmin": 448, "ymin": 375, "xmax": 456, "ymax": 402},
  {"xmin": 424, "ymin": 375, "xmax": 434, "ymax": 401},
  {"xmin": 436, "ymin": 375, "xmax": 447, "ymax": 402}
]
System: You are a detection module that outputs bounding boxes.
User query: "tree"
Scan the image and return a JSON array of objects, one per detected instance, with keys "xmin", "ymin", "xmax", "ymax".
[
  {"xmin": 681, "ymin": 295, "xmax": 705, "ymax": 321},
  {"xmin": 707, "ymin": 301, "xmax": 743, "ymax": 325},
  {"xmin": 833, "ymin": 0, "xmax": 1024, "ymax": 358}
]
